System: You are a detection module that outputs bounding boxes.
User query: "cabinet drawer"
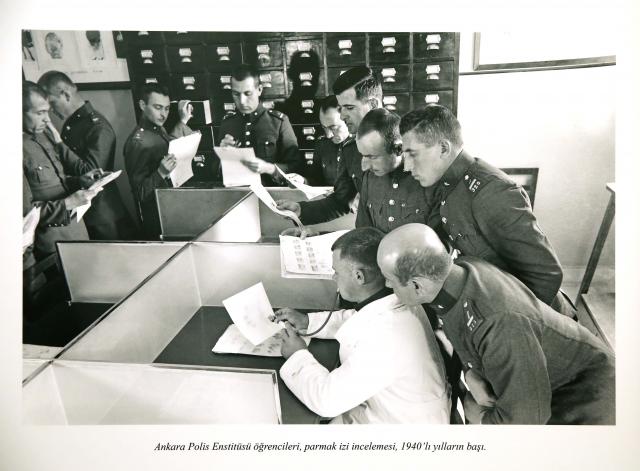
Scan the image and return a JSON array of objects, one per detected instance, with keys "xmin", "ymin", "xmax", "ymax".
[
  {"xmin": 369, "ymin": 33, "xmax": 410, "ymax": 64},
  {"xmin": 258, "ymin": 70, "xmax": 286, "ymax": 97},
  {"xmin": 170, "ymin": 73, "xmax": 210, "ymax": 100},
  {"xmin": 413, "ymin": 32, "xmax": 456, "ymax": 61},
  {"xmin": 373, "ymin": 64, "xmax": 410, "ymax": 92},
  {"xmin": 132, "ymin": 73, "xmax": 171, "ymax": 96},
  {"xmin": 382, "ymin": 93, "xmax": 410, "ymax": 116},
  {"xmin": 326, "ymin": 34, "xmax": 366, "ymax": 67},
  {"xmin": 210, "ymin": 73, "xmax": 234, "ymax": 96},
  {"xmin": 280, "ymin": 98, "xmax": 319, "ymax": 124},
  {"xmin": 212, "ymin": 100, "xmax": 237, "ymax": 125},
  {"xmin": 163, "ymin": 31, "xmax": 203, "ymax": 45},
  {"xmin": 169, "ymin": 100, "xmax": 212, "ymax": 128},
  {"xmin": 287, "ymin": 69, "xmax": 325, "ymax": 98},
  {"xmin": 166, "ymin": 45, "xmax": 207, "ymax": 73},
  {"xmin": 293, "ymin": 124, "xmax": 323, "ymax": 149},
  {"xmin": 411, "ymin": 90, "xmax": 454, "ymax": 111},
  {"xmin": 412, "ymin": 61, "xmax": 455, "ymax": 91},
  {"xmin": 284, "ymin": 39, "xmax": 323, "ymax": 65},
  {"xmin": 244, "ymin": 41, "xmax": 284, "ymax": 68},
  {"xmin": 128, "ymin": 45, "xmax": 167, "ymax": 73},
  {"xmin": 205, "ymin": 43, "xmax": 243, "ymax": 71}
]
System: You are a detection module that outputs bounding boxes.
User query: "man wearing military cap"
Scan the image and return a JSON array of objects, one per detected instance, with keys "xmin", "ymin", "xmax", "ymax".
[
  {"xmin": 276, "ymin": 65, "xmax": 382, "ymax": 224},
  {"xmin": 400, "ymin": 105, "xmax": 575, "ymax": 317},
  {"xmin": 123, "ymin": 83, "xmax": 194, "ymax": 240},
  {"xmin": 218, "ymin": 64, "xmax": 301, "ymax": 186},
  {"xmin": 377, "ymin": 223, "xmax": 615, "ymax": 425},
  {"xmin": 38, "ymin": 70, "xmax": 134, "ymax": 240}
]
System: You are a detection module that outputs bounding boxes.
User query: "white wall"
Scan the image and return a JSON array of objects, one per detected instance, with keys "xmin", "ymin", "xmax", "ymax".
[{"xmin": 456, "ymin": 34, "xmax": 615, "ymax": 270}]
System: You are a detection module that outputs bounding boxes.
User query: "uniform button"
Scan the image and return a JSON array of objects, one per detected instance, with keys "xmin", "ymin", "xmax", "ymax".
[
  {"xmin": 449, "ymin": 234, "xmax": 453, "ymax": 240},
  {"xmin": 254, "ymin": 112, "xmax": 258, "ymax": 116},
  {"xmin": 392, "ymin": 182, "xmax": 398, "ymax": 189},
  {"xmin": 442, "ymin": 217, "xmax": 447, "ymax": 224},
  {"xmin": 463, "ymin": 301, "xmax": 468, "ymax": 308},
  {"xmin": 467, "ymin": 362, "xmax": 473, "ymax": 368},
  {"xmin": 388, "ymin": 216, "xmax": 395, "ymax": 222},
  {"xmin": 464, "ymin": 175, "xmax": 469, "ymax": 181},
  {"xmin": 322, "ymin": 164, "xmax": 326, "ymax": 168},
  {"xmin": 66, "ymin": 125, "xmax": 71, "ymax": 130},
  {"xmin": 415, "ymin": 209, "xmax": 420, "ymax": 213},
  {"xmin": 437, "ymin": 305, "xmax": 444, "ymax": 309},
  {"xmin": 368, "ymin": 203, "xmax": 372, "ymax": 208},
  {"xmin": 245, "ymin": 141, "xmax": 250, "ymax": 146},
  {"xmin": 389, "ymin": 199, "xmax": 395, "ymax": 205},
  {"xmin": 337, "ymin": 157, "xmax": 340, "ymax": 162},
  {"xmin": 245, "ymin": 131, "xmax": 250, "ymax": 135},
  {"xmin": 443, "ymin": 181, "xmax": 450, "ymax": 186},
  {"xmin": 247, "ymin": 122, "xmax": 252, "ymax": 126},
  {"xmin": 401, "ymin": 203, "xmax": 405, "ymax": 207},
  {"xmin": 441, "ymin": 200, "xmax": 445, "ymax": 206},
  {"xmin": 351, "ymin": 174, "xmax": 355, "ymax": 178}
]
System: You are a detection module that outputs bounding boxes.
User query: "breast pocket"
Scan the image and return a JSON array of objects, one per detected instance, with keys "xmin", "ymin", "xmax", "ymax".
[
  {"xmin": 25, "ymin": 162, "xmax": 54, "ymax": 185},
  {"xmin": 399, "ymin": 194, "xmax": 427, "ymax": 224},
  {"xmin": 261, "ymin": 140, "xmax": 276, "ymax": 162},
  {"xmin": 449, "ymin": 224, "xmax": 493, "ymax": 258}
]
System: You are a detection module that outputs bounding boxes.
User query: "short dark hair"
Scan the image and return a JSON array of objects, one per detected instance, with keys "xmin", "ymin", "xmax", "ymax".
[
  {"xmin": 23, "ymin": 81, "xmax": 48, "ymax": 112},
  {"xmin": 394, "ymin": 246, "xmax": 452, "ymax": 286},
  {"xmin": 319, "ymin": 95, "xmax": 339, "ymax": 113},
  {"xmin": 332, "ymin": 66, "xmax": 382, "ymax": 104},
  {"xmin": 399, "ymin": 104, "xmax": 463, "ymax": 148},
  {"xmin": 331, "ymin": 227, "xmax": 385, "ymax": 273},
  {"xmin": 357, "ymin": 108, "xmax": 402, "ymax": 155},
  {"xmin": 232, "ymin": 63, "xmax": 260, "ymax": 83},
  {"xmin": 37, "ymin": 70, "xmax": 75, "ymax": 93},
  {"xmin": 138, "ymin": 82, "xmax": 170, "ymax": 103}
]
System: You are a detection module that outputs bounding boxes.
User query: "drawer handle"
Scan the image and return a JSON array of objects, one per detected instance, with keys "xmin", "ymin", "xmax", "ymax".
[
  {"xmin": 263, "ymin": 101, "xmax": 274, "ymax": 109},
  {"xmin": 140, "ymin": 49, "xmax": 154, "ymax": 64},
  {"xmin": 297, "ymin": 41, "xmax": 312, "ymax": 58},
  {"xmin": 383, "ymin": 96, "xmax": 397, "ymax": 111},
  {"xmin": 424, "ymin": 94, "xmax": 440, "ymax": 104},
  {"xmin": 381, "ymin": 37, "xmax": 396, "ymax": 54},
  {"xmin": 300, "ymin": 72, "xmax": 313, "ymax": 87},
  {"xmin": 338, "ymin": 39, "xmax": 352, "ymax": 55},
  {"xmin": 216, "ymin": 46, "xmax": 230, "ymax": 61},
  {"xmin": 425, "ymin": 34, "xmax": 442, "ymax": 50},
  {"xmin": 179, "ymin": 48, "xmax": 192, "ymax": 63},
  {"xmin": 260, "ymin": 73, "xmax": 273, "ymax": 87},
  {"xmin": 381, "ymin": 68, "xmax": 397, "ymax": 83},
  {"xmin": 425, "ymin": 64, "xmax": 441, "ymax": 80}
]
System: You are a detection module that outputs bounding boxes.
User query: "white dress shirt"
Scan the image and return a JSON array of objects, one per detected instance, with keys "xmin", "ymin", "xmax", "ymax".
[{"xmin": 280, "ymin": 293, "xmax": 451, "ymax": 424}]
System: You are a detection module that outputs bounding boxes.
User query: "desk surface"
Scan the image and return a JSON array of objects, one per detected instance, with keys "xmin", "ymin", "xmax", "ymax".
[{"xmin": 154, "ymin": 305, "xmax": 340, "ymax": 424}]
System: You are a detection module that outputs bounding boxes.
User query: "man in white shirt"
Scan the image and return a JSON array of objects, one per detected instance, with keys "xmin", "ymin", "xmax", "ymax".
[{"xmin": 274, "ymin": 227, "xmax": 450, "ymax": 424}]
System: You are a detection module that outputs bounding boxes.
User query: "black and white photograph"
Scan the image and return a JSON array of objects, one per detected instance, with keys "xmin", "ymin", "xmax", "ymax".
[{"xmin": 3, "ymin": 1, "xmax": 639, "ymax": 470}]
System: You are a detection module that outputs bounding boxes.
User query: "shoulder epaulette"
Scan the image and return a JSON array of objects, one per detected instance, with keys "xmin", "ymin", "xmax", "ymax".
[
  {"xmin": 132, "ymin": 128, "xmax": 145, "ymax": 141},
  {"xmin": 463, "ymin": 171, "xmax": 483, "ymax": 195},
  {"xmin": 268, "ymin": 109, "xmax": 285, "ymax": 120},
  {"xmin": 223, "ymin": 112, "xmax": 237, "ymax": 120}
]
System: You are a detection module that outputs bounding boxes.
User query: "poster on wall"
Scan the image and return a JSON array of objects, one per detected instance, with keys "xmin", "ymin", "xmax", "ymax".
[{"xmin": 22, "ymin": 29, "xmax": 129, "ymax": 85}]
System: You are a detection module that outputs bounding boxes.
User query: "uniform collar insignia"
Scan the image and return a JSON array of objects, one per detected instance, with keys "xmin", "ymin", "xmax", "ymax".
[
  {"xmin": 439, "ymin": 149, "xmax": 474, "ymax": 190},
  {"xmin": 243, "ymin": 103, "xmax": 266, "ymax": 121}
]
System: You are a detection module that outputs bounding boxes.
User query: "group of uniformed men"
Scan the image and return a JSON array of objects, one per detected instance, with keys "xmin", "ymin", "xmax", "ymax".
[{"xmin": 22, "ymin": 61, "xmax": 614, "ymax": 425}]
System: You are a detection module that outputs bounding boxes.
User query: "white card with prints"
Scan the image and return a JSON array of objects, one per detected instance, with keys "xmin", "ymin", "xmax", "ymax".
[
  {"xmin": 22, "ymin": 206, "xmax": 41, "ymax": 251},
  {"xmin": 168, "ymin": 132, "xmax": 201, "ymax": 187},
  {"xmin": 215, "ymin": 146, "xmax": 262, "ymax": 187},
  {"xmin": 213, "ymin": 324, "xmax": 311, "ymax": 357},
  {"xmin": 249, "ymin": 183, "xmax": 303, "ymax": 227},
  {"xmin": 87, "ymin": 169, "xmax": 122, "ymax": 191},
  {"xmin": 279, "ymin": 229, "xmax": 349, "ymax": 278},
  {"xmin": 274, "ymin": 165, "xmax": 332, "ymax": 200},
  {"xmin": 221, "ymin": 282, "xmax": 281, "ymax": 345}
]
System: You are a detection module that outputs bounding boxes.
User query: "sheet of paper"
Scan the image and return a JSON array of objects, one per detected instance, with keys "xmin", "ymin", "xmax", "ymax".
[
  {"xmin": 279, "ymin": 230, "xmax": 349, "ymax": 278},
  {"xmin": 88, "ymin": 169, "xmax": 122, "ymax": 191},
  {"xmin": 215, "ymin": 146, "xmax": 262, "ymax": 187},
  {"xmin": 212, "ymin": 324, "xmax": 311, "ymax": 357},
  {"xmin": 169, "ymin": 133, "xmax": 201, "ymax": 187},
  {"xmin": 275, "ymin": 165, "xmax": 332, "ymax": 200},
  {"xmin": 23, "ymin": 206, "xmax": 41, "ymax": 251},
  {"xmin": 221, "ymin": 282, "xmax": 281, "ymax": 345},
  {"xmin": 74, "ymin": 201, "xmax": 91, "ymax": 222},
  {"xmin": 250, "ymin": 183, "xmax": 303, "ymax": 227}
]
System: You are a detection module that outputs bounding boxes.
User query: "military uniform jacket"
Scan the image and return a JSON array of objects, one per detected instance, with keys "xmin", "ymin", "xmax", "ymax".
[
  {"xmin": 60, "ymin": 101, "xmax": 127, "ymax": 226},
  {"xmin": 218, "ymin": 103, "xmax": 301, "ymax": 186},
  {"xmin": 299, "ymin": 137, "xmax": 363, "ymax": 225},
  {"xmin": 306, "ymin": 136, "xmax": 340, "ymax": 186},
  {"xmin": 23, "ymin": 130, "xmax": 91, "ymax": 257},
  {"xmin": 356, "ymin": 163, "xmax": 437, "ymax": 233},
  {"xmin": 429, "ymin": 258, "xmax": 615, "ymax": 424},
  {"xmin": 429, "ymin": 150, "xmax": 564, "ymax": 308}
]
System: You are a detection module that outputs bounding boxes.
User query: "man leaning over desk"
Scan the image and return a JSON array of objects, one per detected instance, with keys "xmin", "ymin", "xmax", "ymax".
[{"xmin": 272, "ymin": 227, "xmax": 450, "ymax": 424}]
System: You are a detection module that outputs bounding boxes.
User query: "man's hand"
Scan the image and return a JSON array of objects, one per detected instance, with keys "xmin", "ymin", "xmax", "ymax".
[
  {"xmin": 242, "ymin": 157, "xmax": 276, "ymax": 175},
  {"xmin": 78, "ymin": 168, "xmax": 106, "ymax": 189},
  {"xmin": 280, "ymin": 323, "xmax": 308, "ymax": 359},
  {"xmin": 64, "ymin": 188, "xmax": 103, "ymax": 210},
  {"xmin": 271, "ymin": 308, "xmax": 309, "ymax": 332},
  {"xmin": 285, "ymin": 173, "xmax": 306, "ymax": 185},
  {"xmin": 465, "ymin": 369, "xmax": 497, "ymax": 407},
  {"xmin": 280, "ymin": 227, "xmax": 319, "ymax": 239},
  {"xmin": 275, "ymin": 200, "xmax": 301, "ymax": 217},
  {"xmin": 158, "ymin": 154, "xmax": 177, "ymax": 178},
  {"xmin": 46, "ymin": 121, "xmax": 62, "ymax": 144},
  {"xmin": 463, "ymin": 391, "xmax": 489, "ymax": 424},
  {"xmin": 220, "ymin": 134, "xmax": 239, "ymax": 148},
  {"xmin": 178, "ymin": 99, "xmax": 193, "ymax": 124}
]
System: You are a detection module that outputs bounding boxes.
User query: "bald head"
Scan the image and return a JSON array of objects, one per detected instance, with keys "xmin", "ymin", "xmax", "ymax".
[{"xmin": 377, "ymin": 224, "xmax": 452, "ymax": 305}]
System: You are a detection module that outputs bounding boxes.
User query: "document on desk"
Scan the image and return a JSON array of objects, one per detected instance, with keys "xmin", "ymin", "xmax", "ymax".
[
  {"xmin": 221, "ymin": 282, "xmax": 281, "ymax": 345},
  {"xmin": 169, "ymin": 132, "xmax": 201, "ymax": 187},
  {"xmin": 274, "ymin": 165, "xmax": 332, "ymax": 200},
  {"xmin": 215, "ymin": 146, "xmax": 262, "ymax": 187},
  {"xmin": 23, "ymin": 206, "xmax": 41, "ymax": 252},
  {"xmin": 279, "ymin": 229, "xmax": 349, "ymax": 279},
  {"xmin": 250, "ymin": 183, "xmax": 303, "ymax": 227},
  {"xmin": 213, "ymin": 324, "xmax": 311, "ymax": 357}
]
